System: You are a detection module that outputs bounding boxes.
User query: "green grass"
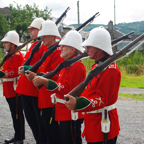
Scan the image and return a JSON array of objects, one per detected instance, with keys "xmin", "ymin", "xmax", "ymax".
[
  {"xmin": 120, "ymin": 75, "xmax": 144, "ymax": 88},
  {"xmin": 83, "ymin": 58, "xmax": 144, "ymax": 100},
  {"xmin": 118, "ymin": 93, "xmax": 144, "ymax": 101},
  {"xmin": 82, "ymin": 58, "xmax": 95, "ymax": 74},
  {"xmin": 119, "ymin": 66, "xmax": 144, "ymax": 88},
  {"xmin": 83, "ymin": 58, "xmax": 144, "ymax": 89},
  {"xmin": 0, "ymin": 49, "xmax": 4, "ymax": 61},
  {"xmin": 119, "ymin": 73, "xmax": 144, "ymax": 100}
]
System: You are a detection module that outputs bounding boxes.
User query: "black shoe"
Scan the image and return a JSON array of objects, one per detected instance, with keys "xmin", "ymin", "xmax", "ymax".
[
  {"xmin": 12, "ymin": 140, "xmax": 23, "ymax": 144},
  {"xmin": 4, "ymin": 137, "xmax": 15, "ymax": 143}
]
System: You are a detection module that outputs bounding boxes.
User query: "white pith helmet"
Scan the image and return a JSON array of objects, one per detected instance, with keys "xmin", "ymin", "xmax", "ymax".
[
  {"xmin": 28, "ymin": 17, "xmax": 45, "ymax": 30},
  {"xmin": 59, "ymin": 30, "xmax": 83, "ymax": 53},
  {"xmin": 82, "ymin": 26, "xmax": 113, "ymax": 55},
  {"xmin": 1, "ymin": 30, "xmax": 19, "ymax": 46},
  {"xmin": 38, "ymin": 20, "xmax": 61, "ymax": 39}
]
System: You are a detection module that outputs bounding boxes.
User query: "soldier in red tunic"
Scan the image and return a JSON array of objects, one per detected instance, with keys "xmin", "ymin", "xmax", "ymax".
[
  {"xmin": 0, "ymin": 30, "xmax": 25, "ymax": 144},
  {"xmin": 65, "ymin": 27, "xmax": 121, "ymax": 144},
  {"xmin": 16, "ymin": 18, "xmax": 48, "ymax": 144},
  {"xmin": 25, "ymin": 20, "xmax": 63, "ymax": 144},
  {"xmin": 31, "ymin": 30, "xmax": 86, "ymax": 144}
]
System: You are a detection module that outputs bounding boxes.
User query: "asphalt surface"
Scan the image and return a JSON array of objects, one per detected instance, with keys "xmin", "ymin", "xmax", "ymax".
[{"xmin": 0, "ymin": 85, "xmax": 144, "ymax": 144}]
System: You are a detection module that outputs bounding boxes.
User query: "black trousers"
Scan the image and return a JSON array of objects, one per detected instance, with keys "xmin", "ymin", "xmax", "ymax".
[
  {"xmin": 6, "ymin": 95, "xmax": 25, "ymax": 140},
  {"xmin": 21, "ymin": 94, "xmax": 47, "ymax": 144},
  {"xmin": 42, "ymin": 107, "xmax": 61, "ymax": 144},
  {"xmin": 60, "ymin": 119, "xmax": 83, "ymax": 144},
  {"xmin": 87, "ymin": 136, "xmax": 117, "ymax": 144}
]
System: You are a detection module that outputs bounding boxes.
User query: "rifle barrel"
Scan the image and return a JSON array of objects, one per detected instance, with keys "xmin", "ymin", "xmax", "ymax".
[
  {"xmin": 76, "ymin": 12, "xmax": 99, "ymax": 32},
  {"xmin": 0, "ymin": 38, "xmax": 33, "ymax": 67},
  {"xmin": 23, "ymin": 8, "xmax": 70, "ymax": 66},
  {"xmin": 67, "ymin": 33, "xmax": 144, "ymax": 98},
  {"xmin": 112, "ymin": 31, "xmax": 134, "ymax": 45},
  {"xmin": 23, "ymin": 40, "xmax": 42, "ymax": 65},
  {"xmin": 55, "ymin": 7, "xmax": 70, "ymax": 25},
  {"xmin": 37, "ymin": 52, "xmax": 89, "ymax": 89},
  {"xmin": 28, "ymin": 12, "xmax": 99, "ymax": 73}
]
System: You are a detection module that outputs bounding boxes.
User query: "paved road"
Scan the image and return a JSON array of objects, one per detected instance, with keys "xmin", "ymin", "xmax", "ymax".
[
  {"xmin": 119, "ymin": 87, "xmax": 144, "ymax": 94},
  {"xmin": 0, "ymin": 86, "xmax": 144, "ymax": 144}
]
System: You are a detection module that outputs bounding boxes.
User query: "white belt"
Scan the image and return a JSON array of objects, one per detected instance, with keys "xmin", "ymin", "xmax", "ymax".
[
  {"xmin": 87, "ymin": 103, "xmax": 116, "ymax": 133},
  {"xmin": 87, "ymin": 103, "xmax": 116, "ymax": 114},
  {"xmin": 2, "ymin": 77, "xmax": 18, "ymax": 90},
  {"xmin": 51, "ymin": 93, "xmax": 79, "ymax": 120},
  {"xmin": 2, "ymin": 78, "xmax": 16, "ymax": 82},
  {"xmin": 51, "ymin": 93, "xmax": 65, "ymax": 104}
]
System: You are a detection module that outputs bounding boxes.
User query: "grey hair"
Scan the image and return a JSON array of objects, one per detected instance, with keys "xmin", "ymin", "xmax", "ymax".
[{"xmin": 69, "ymin": 46, "xmax": 79, "ymax": 55}]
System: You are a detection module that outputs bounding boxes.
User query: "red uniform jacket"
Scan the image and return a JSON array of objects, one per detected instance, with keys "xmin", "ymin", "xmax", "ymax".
[
  {"xmin": 46, "ymin": 55, "xmax": 86, "ymax": 121},
  {"xmin": 16, "ymin": 41, "xmax": 47, "ymax": 97},
  {"xmin": 75, "ymin": 62, "xmax": 121, "ymax": 142},
  {"xmin": 2, "ymin": 51, "xmax": 23, "ymax": 98},
  {"xmin": 38, "ymin": 46, "xmax": 64, "ymax": 109}
]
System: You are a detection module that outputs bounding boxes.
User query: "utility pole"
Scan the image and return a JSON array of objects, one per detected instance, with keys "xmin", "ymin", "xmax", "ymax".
[
  {"xmin": 77, "ymin": 0, "xmax": 80, "ymax": 27},
  {"xmin": 114, "ymin": 0, "xmax": 116, "ymax": 30},
  {"xmin": 114, "ymin": 0, "xmax": 117, "ymax": 52}
]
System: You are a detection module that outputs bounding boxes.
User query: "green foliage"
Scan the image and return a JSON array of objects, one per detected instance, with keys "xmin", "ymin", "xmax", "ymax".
[
  {"xmin": 82, "ymin": 51, "xmax": 144, "ymax": 90},
  {"xmin": 3, "ymin": 2, "xmax": 52, "ymax": 41},
  {"xmin": 82, "ymin": 58, "xmax": 95, "ymax": 74},
  {"xmin": 70, "ymin": 21, "xmax": 144, "ymax": 34},
  {"xmin": 116, "ymin": 50, "xmax": 144, "ymax": 75},
  {"xmin": 116, "ymin": 21, "xmax": 144, "ymax": 34},
  {"xmin": 0, "ymin": 14, "xmax": 10, "ymax": 38},
  {"xmin": 0, "ymin": 49, "xmax": 5, "ymax": 61},
  {"xmin": 82, "ymin": 50, "xmax": 144, "ymax": 76}
]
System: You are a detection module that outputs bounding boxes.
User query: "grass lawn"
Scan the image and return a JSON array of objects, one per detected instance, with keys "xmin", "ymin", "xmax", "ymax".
[
  {"xmin": 119, "ymin": 71, "xmax": 144, "ymax": 100},
  {"xmin": 118, "ymin": 93, "xmax": 144, "ymax": 101},
  {"xmin": 120, "ymin": 75, "xmax": 144, "ymax": 89}
]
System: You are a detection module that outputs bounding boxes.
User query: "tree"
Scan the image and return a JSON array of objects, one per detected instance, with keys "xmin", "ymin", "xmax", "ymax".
[
  {"xmin": 0, "ymin": 14, "xmax": 10, "ymax": 48},
  {"xmin": 0, "ymin": 14, "xmax": 10, "ymax": 37},
  {"xmin": 5, "ymin": 2, "xmax": 52, "ymax": 41}
]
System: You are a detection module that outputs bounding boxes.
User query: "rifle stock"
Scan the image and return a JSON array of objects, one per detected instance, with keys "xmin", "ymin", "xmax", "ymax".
[
  {"xmin": 0, "ymin": 38, "xmax": 33, "ymax": 67},
  {"xmin": 28, "ymin": 12, "xmax": 100, "ymax": 73},
  {"xmin": 111, "ymin": 31, "xmax": 134, "ymax": 45},
  {"xmin": 37, "ymin": 52, "xmax": 89, "ymax": 89},
  {"xmin": 28, "ymin": 44, "xmax": 58, "ymax": 72},
  {"xmin": 65, "ymin": 33, "xmax": 144, "ymax": 99},
  {"xmin": 23, "ymin": 40, "xmax": 42, "ymax": 65}
]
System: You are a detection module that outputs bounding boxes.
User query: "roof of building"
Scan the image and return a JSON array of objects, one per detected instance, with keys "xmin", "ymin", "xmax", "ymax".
[{"xmin": 0, "ymin": 7, "xmax": 10, "ymax": 15}]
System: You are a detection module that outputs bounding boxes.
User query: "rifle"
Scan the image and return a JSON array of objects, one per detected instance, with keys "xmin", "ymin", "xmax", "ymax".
[
  {"xmin": 0, "ymin": 38, "xmax": 33, "ymax": 68},
  {"xmin": 35, "ymin": 32, "xmax": 134, "ymax": 88},
  {"xmin": 23, "ymin": 40, "xmax": 42, "ymax": 65},
  {"xmin": 28, "ymin": 12, "xmax": 100, "ymax": 73},
  {"xmin": 55, "ymin": 7, "xmax": 70, "ymax": 25},
  {"xmin": 37, "ymin": 52, "xmax": 89, "ymax": 89},
  {"xmin": 111, "ymin": 31, "xmax": 134, "ymax": 45},
  {"xmin": 65, "ymin": 33, "xmax": 144, "ymax": 100},
  {"xmin": 23, "ymin": 7, "xmax": 70, "ymax": 66}
]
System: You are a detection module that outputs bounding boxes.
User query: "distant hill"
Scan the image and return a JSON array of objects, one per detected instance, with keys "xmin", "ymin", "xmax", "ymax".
[{"xmin": 69, "ymin": 21, "xmax": 144, "ymax": 34}]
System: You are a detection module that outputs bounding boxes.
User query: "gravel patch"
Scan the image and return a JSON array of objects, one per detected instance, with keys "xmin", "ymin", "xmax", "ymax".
[
  {"xmin": 119, "ymin": 87, "xmax": 144, "ymax": 95},
  {"xmin": 0, "ymin": 85, "xmax": 144, "ymax": 144}
]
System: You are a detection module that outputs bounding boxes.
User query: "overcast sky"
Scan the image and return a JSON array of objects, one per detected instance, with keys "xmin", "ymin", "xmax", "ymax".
[{"xmin": 1, "ymin": 0, "xmax": 144, "ymax": 25}]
